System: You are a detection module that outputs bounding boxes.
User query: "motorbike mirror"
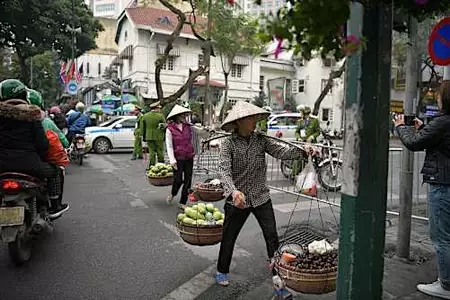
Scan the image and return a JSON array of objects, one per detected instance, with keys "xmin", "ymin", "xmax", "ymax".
[
  {"xmin": 115, "ymin": 123, "xmax": 123, "ymax": 129},
  {"xmin": 326, "ymin": 121, "xmax": 330, "ymax": 126}
]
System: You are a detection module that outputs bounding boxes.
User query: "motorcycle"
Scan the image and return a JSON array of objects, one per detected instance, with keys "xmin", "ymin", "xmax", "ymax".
[
  {"xmin": 0, "ymin": 171, "xmax": 65, "ymax": 265},
  {"xmin": 280, "ymin": 131, "xmax": 343, "ymax": 192},
  {"xmin": 69, "ymin": 134, "xmax": 86, "ymax": 166}
]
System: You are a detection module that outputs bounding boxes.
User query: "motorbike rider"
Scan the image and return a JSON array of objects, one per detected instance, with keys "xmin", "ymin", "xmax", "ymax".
[
  {"xmin": 28, "ymin": 90, "xmax": 69, "ymax": 148},
  {"xmin": 66, "ymin": 102, "xmax": 90, "ymax": 144},
  {"xmin": 0, "ymin": 79, "xmax": 68, "ymax": 216},
  {"xmin": 49, "ymin": 106, "xmax": 68, "ymax": 134}
]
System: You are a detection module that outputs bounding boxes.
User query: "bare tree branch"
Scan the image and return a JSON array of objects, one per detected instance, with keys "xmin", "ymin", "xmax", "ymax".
[
  {"xmin": 155, "ymin": 0, "xmax": 207, "ymax": 103},
  {"xmin": 161, "ymin": 67, "xmax": 207, "ymax": 105},
  {"xmin": 312, "ymin": 59, "xmax": 347, "ymax": 116},
  {"xmin": 186, "ymin": 0, "xmax": 206, "ymax": 42}
]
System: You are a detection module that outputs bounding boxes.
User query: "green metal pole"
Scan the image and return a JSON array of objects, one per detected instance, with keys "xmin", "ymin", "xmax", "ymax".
[{"xmin": 336, "ymin": 2, "xmax": 393, "ymax": 299}]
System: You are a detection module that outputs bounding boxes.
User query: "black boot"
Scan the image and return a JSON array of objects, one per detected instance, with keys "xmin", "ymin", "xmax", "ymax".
[{"xmin": 49, "ymin": 197, "xmax": 69, "ymax": 217}]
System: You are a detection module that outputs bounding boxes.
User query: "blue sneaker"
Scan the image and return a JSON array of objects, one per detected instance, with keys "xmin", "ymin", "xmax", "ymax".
[{"xmin": 215, "ymin": 272, "xmax": 229, "ymax": 286}]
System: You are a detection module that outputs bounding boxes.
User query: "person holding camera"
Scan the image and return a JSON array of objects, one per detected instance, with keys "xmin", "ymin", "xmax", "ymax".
[{"xmin": 394, "ymin": 81, "xmax": 450, "ymax": 299}]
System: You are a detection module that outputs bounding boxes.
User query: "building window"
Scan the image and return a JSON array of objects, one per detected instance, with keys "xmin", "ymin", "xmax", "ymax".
[
  {"xmin": 162, "ymin": 56, "xmax": 175, "ymax": 71},
  {"xmin": 98, "ymin": 62, "xmax": 101, "ymax": 76},
  {"xmin": 86, "ymin": 62, "xmax": 90, "ymax": 75},
  {"xmin": 198, "ymin": 54, "xmax": 204, "ymax": 67},
  {"xmin": 129, "ymin": 58, "xmax": 133, "ymax": 72},
  {"xmin": 124, "ymin": 31, "xmax": 128, "ymax": 42},
  {"xmin": 323, "ymin": 58, "xmax": 336, "ymax": 67},
  {"xmin": 231, "ymin": 64, "xmax": 243, "ymax": 78},
  {"xmin": 96, "ymin": 3, "xmax": 115, "ymax": 13},
  {"xmin": 298, "ymin": 79, "xmax": 305, "ymax": 92},
  {"xmin": 321, "ymin": 79, "xmax": 332, "ymax": 93},
  {"xmin": 259, "ymin": 75, "xmax": 264, "ymax": 91},
  {"xmin": 322, "ymin": 108, "xmax": 333, "ymax": 122}
]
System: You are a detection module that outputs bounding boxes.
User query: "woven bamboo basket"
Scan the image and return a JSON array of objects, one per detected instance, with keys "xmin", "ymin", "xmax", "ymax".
[
  {"xmin": 147, "ymin": 176, "xmax": 173, "ymax": 186},
  {"xmin": 276, "ymin": 262, "xmax": 337, "ymax": 294},
  {"xmin": 194, "ymin": 184, "xmax": 225, "ymax": 202},
  {"xmin": 176, "ymin": 221, "xmax": 223, "ymax": 246}
]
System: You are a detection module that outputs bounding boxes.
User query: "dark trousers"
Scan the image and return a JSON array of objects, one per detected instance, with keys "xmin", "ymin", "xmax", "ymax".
[
  {"xmin": 42, "ymin": 163, "xmax": 61, "ymax": 197},
  {"xmin": 171, "ymin": 159, "xmax": 194, "ymax": 204},
  {"xmin": 217, "ymin": 200, "xmax": 279, "ymax": 274}
]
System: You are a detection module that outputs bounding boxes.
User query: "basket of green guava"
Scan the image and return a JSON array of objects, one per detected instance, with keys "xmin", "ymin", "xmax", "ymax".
[
  {"xmin": 176, "ymin": 203, "xmax": 224, "ymax": 246},
  {"xmin": 147, "ymin": 163, "xmax": 174, "ymax": 186}
]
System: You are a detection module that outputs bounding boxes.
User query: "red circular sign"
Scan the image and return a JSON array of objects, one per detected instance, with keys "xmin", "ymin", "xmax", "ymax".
[{"xmin": 428, "ymin": 17, "xmax": 450, "ymax": 66}]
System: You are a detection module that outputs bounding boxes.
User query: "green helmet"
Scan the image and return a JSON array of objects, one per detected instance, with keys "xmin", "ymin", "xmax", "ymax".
[
  {"xmin": 27, "ymin": 88, "xmax": 44, "ymax": 109},
  {"xmin": 0, "ymin": 79, "xmax": 28, "ymax": 101},
  {"xmin": 303, "ymin": 106, "xmax": 311, "ymax": 115}
]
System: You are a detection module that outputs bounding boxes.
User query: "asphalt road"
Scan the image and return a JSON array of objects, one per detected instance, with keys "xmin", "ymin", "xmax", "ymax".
[{"xmin": 0, "ymin": 153, "xmax": 338, "ymax": 300}]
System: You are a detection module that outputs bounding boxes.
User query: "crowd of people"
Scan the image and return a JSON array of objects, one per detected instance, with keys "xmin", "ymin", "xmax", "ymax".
[{"xmin": 0, "ymin": 79, "xmax": 91, "ymax": 218}]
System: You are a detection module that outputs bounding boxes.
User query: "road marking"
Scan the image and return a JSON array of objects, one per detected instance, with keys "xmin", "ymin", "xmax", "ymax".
[
  {"xmin": 159, "ymin": 220, "xmax": 248, "ymax": 300},
  {"xmin": 129, "ymin": 198, "xmax": 148, "ymax": 208},
  {"xmin": 273, "ymin": 201, "xmax": 331, "ymax": 213},
  {"xmin": 160, "ymin": 264, "xmax": 217, "ymax": 300}
]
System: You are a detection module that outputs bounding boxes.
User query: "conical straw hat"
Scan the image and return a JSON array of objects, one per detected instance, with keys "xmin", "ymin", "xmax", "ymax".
[
  {"xmin": 221, "ymin": 101, "xmax": 270, "ymax": 131},
  {"xmin": 167, "ymin": 104, "xmax": 192, "ymax": 120}
]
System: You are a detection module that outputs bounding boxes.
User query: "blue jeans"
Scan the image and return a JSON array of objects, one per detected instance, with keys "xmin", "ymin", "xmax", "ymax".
[{"xmin": 428, "ymin": 184, "xmax": 450, "ymax": 290}]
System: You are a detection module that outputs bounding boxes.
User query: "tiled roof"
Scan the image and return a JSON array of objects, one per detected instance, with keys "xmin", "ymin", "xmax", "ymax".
[{"xmin": 126, "ymin": 7, "xmax": 205, "ymax": 36}]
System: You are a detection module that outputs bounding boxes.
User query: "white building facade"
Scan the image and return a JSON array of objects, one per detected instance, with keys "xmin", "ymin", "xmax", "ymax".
[{"xmin": 114, "ymin": 7, "xmax": 261, "ymax": 104}]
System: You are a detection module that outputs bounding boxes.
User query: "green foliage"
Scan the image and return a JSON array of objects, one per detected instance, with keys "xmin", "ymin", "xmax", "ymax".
[
  {"xmin": 252, "ymin": 93, "xmax": 266, "ymax": 108},
  {"xmin": 257, "ymin": 0, "xmax": 450, "ymax": 60},
  {"xmin": 208, "ymin": 5, "xmax": 262, "ymax": 69},
  {"xmin": 0, "ymin": 0, "xmax": 103, "ymax": 82},
  {"xmin": 29, "ymin": 51, "xmax": 61, "ymax": 107},
  {"xmin": 188, "ymin": 100, "xmax": 203, "ymax": 117}
]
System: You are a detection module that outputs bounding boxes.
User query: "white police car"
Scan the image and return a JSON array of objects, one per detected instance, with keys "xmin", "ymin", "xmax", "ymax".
[
  {"xmin": 85, "ymin": 116, "xmax": 137, "ymax": 154},
  {"xmin": 267, "ymin": 113, "xmax": 302, "ymax": 140}
]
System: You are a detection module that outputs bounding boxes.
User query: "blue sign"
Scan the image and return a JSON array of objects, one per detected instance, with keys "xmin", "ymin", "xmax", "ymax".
[
  {"xmin": 66, "ymin": 80, "xmax": 78, "ymax": 95},
  {"xmin": 428, "ymin": 18, "xmax": 450, "ymax": 66}
]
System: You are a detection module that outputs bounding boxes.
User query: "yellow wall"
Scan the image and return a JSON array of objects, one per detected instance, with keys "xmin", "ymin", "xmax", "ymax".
[{"xmin": 87, "ymin": 18, "xmax": 118, "ymax": 55}]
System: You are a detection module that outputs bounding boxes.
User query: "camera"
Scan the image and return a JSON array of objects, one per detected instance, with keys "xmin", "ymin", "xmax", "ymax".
[{"xmin": 404, "ymin": 115, "xmax": 416, "ymax": 126}]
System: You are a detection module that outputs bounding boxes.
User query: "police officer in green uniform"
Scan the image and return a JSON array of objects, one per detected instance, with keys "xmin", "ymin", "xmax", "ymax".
[
  {"xmin": 256, "ymin": 106, "xmax": 271, "ymax": 133},
  {"xmin": 295, "ymin": 106, "xmax": 320, "ymax": 142},
  {"xmin": 141, "ymin": 101, "xmax": 166, "ymax": 169},
  {"xmin": 292, "ymin": 106, "xmax": 321, "ymax": 177},
  {"xmin": 131, "ymin": 106, "xmax": 144, "ymax": 160}
]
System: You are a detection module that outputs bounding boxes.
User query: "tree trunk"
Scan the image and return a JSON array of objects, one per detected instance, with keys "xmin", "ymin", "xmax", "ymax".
[
  {"xmin": 156, "ymin": 0, "xmax": 206, "ymax": 104},
  {"xmin": 219, "ymin": 72, "xmax": 229, "ymax": 121},
  {"xmin": 312, "ymin": 60, "xmax": 347, "ymax": 116},
  {"xmin": 16, "ymin": 50, "xmax": 29, "ymax": 85}
]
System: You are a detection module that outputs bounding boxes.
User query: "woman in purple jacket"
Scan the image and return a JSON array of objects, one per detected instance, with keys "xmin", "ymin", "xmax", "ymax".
[{"xmin": 165, "ymin": 105, "xmax": 196, "ymax": 206}]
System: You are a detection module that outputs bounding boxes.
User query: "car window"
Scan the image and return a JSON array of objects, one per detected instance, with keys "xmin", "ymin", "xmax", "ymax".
[
  {"xmin": 287, "ymin": 116, "xmax": 300, "ymax": 125},
  {"xmin": 100, "ymin": 118, "xmax": 121, "ymax": 127},
  {"xmin": 121, "ymin": 119, "xmax": 136, "ymax": 128},
  {"xmin": 272, "ymin": 117, "xmax": 288, "ymax": 126}
]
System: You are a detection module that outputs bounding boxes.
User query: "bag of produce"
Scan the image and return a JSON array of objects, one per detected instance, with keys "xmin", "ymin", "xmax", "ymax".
[{"xmin": 295, "ymin": 157, "xmax": 317, "ymax": 197}]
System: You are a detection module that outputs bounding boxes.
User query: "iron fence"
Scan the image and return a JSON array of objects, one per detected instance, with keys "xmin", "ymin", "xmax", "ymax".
[{"xmin": 193, "ymin": 133, "xmax": 429, "ymax": 222}]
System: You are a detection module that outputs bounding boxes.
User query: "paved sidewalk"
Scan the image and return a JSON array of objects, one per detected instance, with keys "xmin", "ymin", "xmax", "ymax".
[{"xmin": 239, "ymin": 218, "xmax": 439, "ymax": 300}]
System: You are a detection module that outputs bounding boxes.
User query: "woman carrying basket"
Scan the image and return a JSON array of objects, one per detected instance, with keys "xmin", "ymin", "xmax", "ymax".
[
  {"xmin": 165, "ymin": 105, "xmax": 209, "ymax": 207},
  {"xmin": 215, "ymin": 101, "xmax": 303, "ymax": 292}
]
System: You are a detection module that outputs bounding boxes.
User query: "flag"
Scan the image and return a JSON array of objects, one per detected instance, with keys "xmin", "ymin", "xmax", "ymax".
[
  {"xmin": 76, "ymin": 63, "xmax": 83, "ymax": 83},
  {"xmin": 59, "ymin": 61, "xmax": 67, "ymax": 84},
  {"xmin": 66, "ymin": 61, "xmax": 76, "ymax": 82}
]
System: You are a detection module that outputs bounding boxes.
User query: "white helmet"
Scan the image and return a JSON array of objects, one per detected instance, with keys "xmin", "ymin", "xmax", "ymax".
[
  {"xmin": 75, "ymin": 102, "xmax": 85, "ymax": 111},
  {"xmin": 297, "ymin": 104, "xmax": 305, "ymax": 112}
]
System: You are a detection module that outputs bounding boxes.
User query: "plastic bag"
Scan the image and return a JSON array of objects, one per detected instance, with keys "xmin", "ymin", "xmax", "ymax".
[
  {"xmin": 45, "ymin": 130, "xmax": 70, "ymax": 167},
  {"xmin": 295, "ymin": 157, "xmax": 317, "ymax": 196}
]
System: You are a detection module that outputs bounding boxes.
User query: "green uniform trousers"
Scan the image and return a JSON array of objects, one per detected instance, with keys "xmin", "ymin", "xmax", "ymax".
[
  {"xmin": 146, "ymin": 140, "xmax": 164, "ymax": 169},
  {"xmin": 132, "ymin": 135, "xmax": 143, "ymax": 158}
]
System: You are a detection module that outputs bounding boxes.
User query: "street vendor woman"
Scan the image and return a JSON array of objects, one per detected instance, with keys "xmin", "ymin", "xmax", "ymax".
[
  {"xmin": 141, "ymin": 101, "xmax": 166, "ymax": 169},
  {"xmin": 215, "ymin": 101, "xmax": 303, "ymax": 292}
]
